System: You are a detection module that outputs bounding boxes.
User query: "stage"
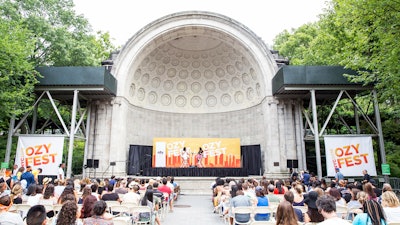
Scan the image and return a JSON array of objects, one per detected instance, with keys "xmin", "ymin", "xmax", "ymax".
[{"xmin": 128, "ymin": 145, "xmax": 262, "ymax": 177}]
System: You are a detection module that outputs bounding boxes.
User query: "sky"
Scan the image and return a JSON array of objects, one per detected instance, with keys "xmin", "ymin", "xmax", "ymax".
[{"xmin": 73, "ymin": 0, "xmax": 329, "ymax": 47}]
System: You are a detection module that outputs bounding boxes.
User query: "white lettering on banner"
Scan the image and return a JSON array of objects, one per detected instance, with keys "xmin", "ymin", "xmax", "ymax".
[{"xmin": 324, "ymin": 136, "xmax": 377, "ymax": 177}]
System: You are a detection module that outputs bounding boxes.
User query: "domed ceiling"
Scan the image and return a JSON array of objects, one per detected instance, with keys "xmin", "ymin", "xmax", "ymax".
[{"xmin": 127, "ymin": 27, "xmax": 264, "ymax": 113}]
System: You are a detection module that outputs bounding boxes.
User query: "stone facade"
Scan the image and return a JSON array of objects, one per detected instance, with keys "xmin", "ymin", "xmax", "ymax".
[{"xmin": 86, "ymin": 11, "xmax": 304, "ymax": 177}]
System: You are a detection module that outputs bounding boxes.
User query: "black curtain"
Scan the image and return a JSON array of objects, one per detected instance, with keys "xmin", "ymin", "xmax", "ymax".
[
  {"xmin": 128, "ymin": 144, "xmax": 262, "ymax": 176},
  {"xmin": 128, "ymin": 145, "xmax": 152, "ymax": 175},
  {"xmin": 241, "ymin": 145, "xmax": 262, "ymax": 175}
]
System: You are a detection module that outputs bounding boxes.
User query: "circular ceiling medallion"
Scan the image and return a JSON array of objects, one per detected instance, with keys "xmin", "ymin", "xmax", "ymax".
[
  {"xmin": 227, "ymin": 65, "xmax": 236, "ymax": 75},
  {"xmin": 191, "ymin": 82, "xmax": 202, "ymax": 93},
  {"xmin": 235, "ymin": 91, "xmax": 244, "ymax": 104},
  {"xmin": 216, "ymin": 68, "xmax": 225, "ymax": 78},
  {"xmin": 206, "ymin": 95, "xmax": 217, "ymax": 107},
  {"xmin": 231, "ymin": 77, "xmax": 241, "ymax": 88},
  {"xmin": 141, "ymin": 73, "xmax": 150, "ymax": 85},
  {"xmin": 167, "ymin": 68, "xmax": 177, "ymax": 78},
  {"xmin": 161, "ymin": 94, "xmax": 171, "ymax": 106},
  {"xmin": 129, "ymin": 83, "xmax": 135, "ymax": 97},
  {"xmin": 137, "ymin": 88, "xmax": 145, "ymax": 101},
  {"xmin": 204, "ymin": 70, "xmax": 214, "ymax": 79},
  {"xmin": 250, "ymin": 68, "xmax": 257, "ymax": 80},
  {"xmin": 235, "ymin": 61, "xmax": 244, "ymax": 71},
  {"xmin": 171, "ymin": 58, "xmax": 179, "ymax": 66},
  {"xmin": 179, "ymin": 70, "xmax": 189, "ymax": 79},
  {"xmin": 177, "ymin": 81, "xmax": 187, "ymax": 92},
  {"xmin": 156, "ymin": 65, "xmax": 165, "ymax": 75},
  {"xmin": 162, "ymin": 56, "xmax": 170, "ymax": 64},
  {"xmin": 192, "ymin": 61, "xmax": 201, "ymax": 68},
  {"xmin": 191, "ymin": 70, "xmax": 201, "ymax": 79},
  {"xmin": 190, "ymin": 96, "xmax": 202, "ymax": 108},
  {"xmin": 134, "ymin": 69, "xmax": 141, "ymax": 81},
  {"xmin": 221, "ymin": 94, "xmax": 232, "ymax": 106},
  {"xmin": 247, "ymin": 87, "xmax": 255, "ymax": 100},
  {"xmin": 221, "ymin": 56, "xmax": 229, "ymax": 64},
  {"xmin": 219, "ymin": 80, "xmax": 229, "ymax": 91},
  {"xmin": 256, "ymin": 83, "xmax": 261, "ymax": 96},
  {"xmin": 151, "ymin": 77, "xmax": 161, "ymax": 88},
  {"xmin": 148, "ymin": 62, "xmax": 156, "ymax": 71},
  {"xmin": 242, "ymin": 73, "xmax": 251, "ymax": 85},
  {"xmin": 163, "ymin": 80, "xmax": 174, "ymax": 91},
  {"xmin": 229, "ymin": 53, "xmax": 236, "ymax": 60},
  {"xmin": 148, "ymin": 91, "xmax": 158, "ymax": 104},
  {"xmin": 212, "ymin": 59, "xmax": 221, "ymax": 66},
  {"xmin": 155, "ymin": 53, "xmax": 163, "ymax": 60},
  {"xmin": 202, "ymin": 60, "xmax": 211, "ymax": 68},
  {"xmin": 175, "ymin": 95, "xmax": 187, "ymax": 107},
  {"xmin": 205, "ymin": 81, "xmax": 216, "ymax": 92},
  {"xmin": 181, "ymin": 60, "xmax": 190, "ymax": 68},
  {"xmin": 242, "ymin": 56, "xmax": 250, "ymax": 66}
]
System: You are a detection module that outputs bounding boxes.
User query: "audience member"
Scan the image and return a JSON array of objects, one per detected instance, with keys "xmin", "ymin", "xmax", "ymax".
[
  {"xmin": 26, "ymin": 205, "xmax": 47, "ymax": 225},
  {"xmin": 353, "ymin": 200, "xmax": 387, "ymax": 225},
  {"xmin": 284, "ymin": 191, "xmax": 304, "ymax": 222},
  {"xmin": 304, "ymin": 191, "xmax": 324, "ymax": 223},
  {"xmin": 83, "ymin": 200, "xmax": 113, "ymax": 225},
  {"xmin": 53, "ymin": 200, "xmax": 82, "ymax": 225},
  {"xmin": 0, "ymin": 195, "xmax": 24, "ymax": 225},
  {"xmin": 381, "ymin": 191, "xmax": 400, "ymax": 223},
  {"xmin": 316, "ymin": 195, "xmax": 351, "ymax": 224},
  {"xmin": 254, "ymin": 186, "xmax": 270, "ymax": 221},
  {"xmin": 80, "ymin": 195, "xmax": 97, "ymax": 219},
  {"xmin": 275, "ymin": 201, "xmax": 298, "ymax": 225}
]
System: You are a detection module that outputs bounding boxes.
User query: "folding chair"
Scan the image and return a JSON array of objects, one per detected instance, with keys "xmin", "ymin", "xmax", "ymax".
[
  {"xmin": 113, "ymin": 216, "xmax": 132, "ymax": 225},
  {"xmin": 252, "ymin": 206, "xmax": 273, "ymax": 221},
  {"xmin": 131, "ymin": 206, "xmax": 152, "ymax": 225},
  {"xmin": 251, "ymin": 221, "xmax": 276, "ymax": 225},
  {"xmin": 106, "ymin": 200, "xmax": 121, "ymax": 213},
  {"xmin": 233, "ymin": 206, "xmax": 253, "ymax": 225},
  {"xmin": 16, "ymin": 204, "xmax": 32, "ymax": 219},
  {"xmin": 110, "ymin": 205, "xmax": 131, "ymax": 217}
]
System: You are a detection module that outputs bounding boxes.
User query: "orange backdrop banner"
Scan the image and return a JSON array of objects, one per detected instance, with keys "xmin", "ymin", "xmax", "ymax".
[{"xmin": 152, "ymin": 138, "xmax": 241, "ymax": 168}]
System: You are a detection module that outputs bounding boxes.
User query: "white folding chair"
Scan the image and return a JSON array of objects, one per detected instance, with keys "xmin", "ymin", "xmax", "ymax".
[
  {"xmin": 387, "ymin": 223, "xmax": 400, "ymax": 225},
  {"xmin": 131, "ymin": 206, "xmax": 152, "ymax": 225},
  {"xmin": 252, "ymin": 206, "xmax": 273, "ymax": 221},
  {"xmin": 233, "ymin": 206, "xmax": 253, "ymax": 225},
  {"xmin": 105, "ymin": 200, "xmax": 121, "ymax": 213},
  {"xmin": 251, "ymin": 221, "xmax": 276, "ymax": 225},
  {"xmin": 113, "ymin": 217, "xmax": 132, "ymax": 225},
  {"xmin": 110, "ymin": 205, "xmax": 131, "ymax": 217},
  {"xmin": 16, "ymin": 204, "xmax": 32, "ymax": 219}
]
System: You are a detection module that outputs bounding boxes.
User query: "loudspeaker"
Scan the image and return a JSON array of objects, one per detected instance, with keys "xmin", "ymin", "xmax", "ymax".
[
  {"xmin": 93, "ymin": 159, "xmax": 99, "ymax": 168},
  {"xmin": 287, "ymin": 159, "xmax": 299, "ymax": 169},
  {"xmin": 110, "ymin": 162, "xmax": 116, "ymax": 166},
  {"xmin": 86, "ymin": 159, "xmax": 93, "ymax": 168}
]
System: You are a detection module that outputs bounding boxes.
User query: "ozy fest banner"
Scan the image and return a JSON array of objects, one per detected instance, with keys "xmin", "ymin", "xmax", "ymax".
[
  {"xmin": 324, "ymin": 136, "xmax": 377, "ymax": 177},
  {"xmin": 15, "ymin": 136, "xmax": 64, "ymax": 176}
]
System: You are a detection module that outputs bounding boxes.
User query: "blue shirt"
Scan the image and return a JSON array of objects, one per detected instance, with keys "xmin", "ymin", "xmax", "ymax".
[
  {"xmin": 255, "ymin": 196, "xmax": 270, "ymax": 221},
  {"xmin": 21, "ymin": 171, "xmax": 35, "ymax": 188}
]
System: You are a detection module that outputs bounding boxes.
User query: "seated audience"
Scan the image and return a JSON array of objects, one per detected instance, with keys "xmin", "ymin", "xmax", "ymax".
[
  {"xmin": 275, "ymin": 201, "xmax": 298, "ymax": 225},
  {"xmin": 353, "ymin": 200, "xmax": 387, "ymax": 225},
  {"xmin": 83, "ymin": 200, "xmax": 113, "ymax": 225},
  {"xmin": 316, "ymin": 195, "xmax": 351, "ymax": 224},
  {"xmin": 0, "ymin": 195, "xmax": 24, "ymax": 225}
]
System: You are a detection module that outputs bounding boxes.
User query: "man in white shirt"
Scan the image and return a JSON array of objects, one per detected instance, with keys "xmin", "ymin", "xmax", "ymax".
[
  {"xmin": 58, "ymin": 163, "xmax": 65, "ymax": 180},
  {"xmin": 316, "ymin": 195, "xmax": 351, "ymax": 225}
]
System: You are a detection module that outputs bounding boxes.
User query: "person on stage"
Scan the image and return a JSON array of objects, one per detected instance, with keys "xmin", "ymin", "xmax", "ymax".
[
  {"xmin": 196, "ymin": 147, "xmax": 205, "ymax": 168},
  {"xmin": 180, "ymin": 147, "xmax": 190, "ymax": 168}
]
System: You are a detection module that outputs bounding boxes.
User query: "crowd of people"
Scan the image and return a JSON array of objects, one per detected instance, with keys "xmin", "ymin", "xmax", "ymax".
[
  {"xmin": 211, "ymin": 170, "xmax": 400, "ymax": 225},
  {"xmin": 0, "ymin": 167, "xmax": 180, "ymax": 225}
]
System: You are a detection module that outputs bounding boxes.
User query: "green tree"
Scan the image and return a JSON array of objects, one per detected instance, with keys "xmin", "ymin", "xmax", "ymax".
[{"xmin": 0, "ymin": 18, "xmax": 37, "ymax": 130}]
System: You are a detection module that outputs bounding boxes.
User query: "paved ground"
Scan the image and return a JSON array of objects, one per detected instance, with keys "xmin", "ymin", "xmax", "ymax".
[{"xmin": 161, "ymin": 194, "xmax": 225, "ymax": 225}]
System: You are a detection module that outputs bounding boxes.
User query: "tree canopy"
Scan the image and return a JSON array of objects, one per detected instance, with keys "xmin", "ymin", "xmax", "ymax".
[{"xmin": 273, "ymin": 0, "xmax": 400, "ymax": 177}]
